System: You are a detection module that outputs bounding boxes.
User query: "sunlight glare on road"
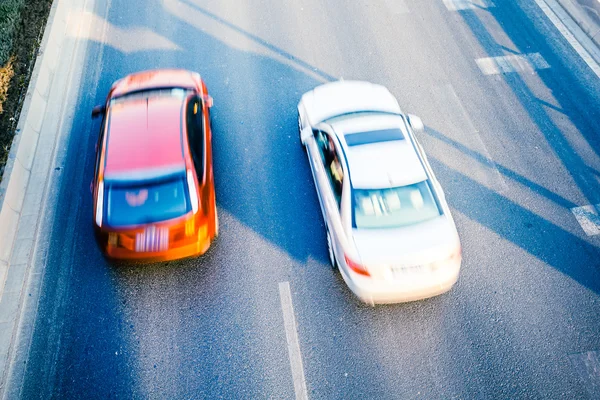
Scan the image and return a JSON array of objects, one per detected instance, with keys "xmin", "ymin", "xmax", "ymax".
[
  {"xmin": 67, "ymin": 11, "xmax": 181, "ymax": 54},
  {"xmin": 161, "ymin": 0, "xmax": 329, "ymax": 83}
]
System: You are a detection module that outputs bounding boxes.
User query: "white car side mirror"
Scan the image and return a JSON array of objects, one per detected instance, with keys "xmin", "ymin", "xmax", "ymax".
[
  {"xmin": 300, "ymin": 126, "xmax": 312, "ymax": 145},
  {"xmin": 407, "ymin": 114, "xmax": 424, "ymax": 132}
]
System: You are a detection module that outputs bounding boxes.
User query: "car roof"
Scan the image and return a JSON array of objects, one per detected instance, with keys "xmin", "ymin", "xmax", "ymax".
[
  {"xmin": 331, "ymin": 114, "xmax": 427, "ymax": 189},
  {"xmin": 103, "ymin": 93, "xmax": 187, "ymax": 180}
]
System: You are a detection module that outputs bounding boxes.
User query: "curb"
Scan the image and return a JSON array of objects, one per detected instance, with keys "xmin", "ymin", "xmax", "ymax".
[
  {"xmin": 556, "ymin": 0, "xmax": 600, "ymax": 48},
  {"xmin": 0, "ymin": 0, "xmax": 89, "ymax": 395},
  {"xmin": 540, "ymin": 0, "xmax": 600, "ymax": 76}
]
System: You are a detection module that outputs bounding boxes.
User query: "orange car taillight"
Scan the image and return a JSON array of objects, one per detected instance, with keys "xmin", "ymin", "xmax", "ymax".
[
  {"xmin": 173, "ymin": 215, "xmax": 203, "ymax": 241},
  {"xmin": 344, "ymin": 254, "xmax": 371, "ymax": 277},
  {"xmin": 108, "ymin": 232, "xmax": 118, "ymax": 247},
  {"xmin": 185, "ymin": 217, "xmax": 195, "ymax": 237}
]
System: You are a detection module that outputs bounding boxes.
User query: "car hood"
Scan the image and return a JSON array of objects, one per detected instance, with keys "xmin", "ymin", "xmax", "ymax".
[{"xmin": 351, "ymin": 216, "xmax": 460, "ymax": 266}]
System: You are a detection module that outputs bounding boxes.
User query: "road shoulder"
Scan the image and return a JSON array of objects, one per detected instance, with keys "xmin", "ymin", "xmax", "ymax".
[{"xmin": 0, "ymin": 0, "xmax": 95, "ymax": 396}]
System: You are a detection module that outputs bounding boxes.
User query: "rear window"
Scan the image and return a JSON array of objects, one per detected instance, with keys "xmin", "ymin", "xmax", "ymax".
[
  {"xmin": 110, "ymin": 87, "xmax": 191, "ymax": 105},
  {"xmin": 344, "ymin": 128, "xmax": 404, "ymax": 146},
  {"xmin": 353, "ymin": 180, "xmax": 441, "ymax": 229},
  {"xmin": 105, "ymin": 176, "xmax": 190, "ymax": 227}
]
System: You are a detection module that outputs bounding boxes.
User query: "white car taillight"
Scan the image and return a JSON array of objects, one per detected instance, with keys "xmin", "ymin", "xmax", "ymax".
[
  {"xmin": 344, "ymin": 254, "xmax": 371, "ymax": 277},
  {"xmin": 95, "ymin": 181, "xmax": 104, "ymax": 227},
  {"xmin": 187, "ymin": 170, "xmax": 199, "ymax": 214}
]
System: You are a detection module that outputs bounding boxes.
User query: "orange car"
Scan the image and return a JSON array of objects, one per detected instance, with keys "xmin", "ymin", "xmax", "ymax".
[{"xmin": 91, "ymin": 69, "xmax": 218, "ymax": 261}]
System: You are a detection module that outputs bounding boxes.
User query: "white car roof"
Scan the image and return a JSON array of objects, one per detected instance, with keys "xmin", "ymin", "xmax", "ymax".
[
  {"xmin": 332, "ymin": 114, "xmax": 427, "ymax": 189},
  {"xmin": 300, "ymin": 81, "xmax": 402, "ymax": 126}
]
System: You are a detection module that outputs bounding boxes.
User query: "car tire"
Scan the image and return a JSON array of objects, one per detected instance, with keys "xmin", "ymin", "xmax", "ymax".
[{"xmin": 326, "ymin": 230, "xmax": 337, "ymax": 270}]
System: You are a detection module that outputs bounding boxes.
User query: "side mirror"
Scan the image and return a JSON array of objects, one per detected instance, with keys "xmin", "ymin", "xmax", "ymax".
[
  {"xmin": 406, "ymin": 114, "xmax": 424, "ymax": 132},
  {"xmin": 91, "ymin": 105, "xmax": 106, "ymax": 119},
  {"xmin": 300, "ymin": 126, "xmax": 312, "ymax": 145},
  {"xmin": 204, "ymin": 95, "xmax": 214, "ymax": 108}
]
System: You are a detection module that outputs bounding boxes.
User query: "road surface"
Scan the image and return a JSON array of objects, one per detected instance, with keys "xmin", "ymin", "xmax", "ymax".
[{"xmin": 14, "ymin": 0, "xmax": 600, "ymax": 398}]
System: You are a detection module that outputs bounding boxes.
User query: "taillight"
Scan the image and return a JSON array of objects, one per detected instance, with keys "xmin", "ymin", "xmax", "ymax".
[
  {"xmin": 108, "ymin": 232, "xmax": 118, "ymax": 247},
  {"xmin": 344, "ymin": 255, "xmax": 371, "ymax": 277},
  {"xmin": 185, "ymin": 217, "xmax": 195, "ymax": 237},
  {"xmin": 197, "ymin": 223, "xmax": 208, "ymax": 240}
]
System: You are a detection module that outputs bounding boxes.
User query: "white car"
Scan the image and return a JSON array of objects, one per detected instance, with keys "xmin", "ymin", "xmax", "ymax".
[{"xmin": 298, "ymin": 81, "xmax": 462, "ymax": 304}]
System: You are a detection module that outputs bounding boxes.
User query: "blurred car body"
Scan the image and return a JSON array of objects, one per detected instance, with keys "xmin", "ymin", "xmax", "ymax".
[
  {"xmin": 91, "ymin": 69, "xmax": 218, "ymax": 262},
  {"xmin": 298, "ymin": 81, "xmax": 461, "ymax": 304}
]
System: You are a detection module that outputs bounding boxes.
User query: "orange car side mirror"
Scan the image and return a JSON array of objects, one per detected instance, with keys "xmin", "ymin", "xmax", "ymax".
[{"xmin": 204, "ymin": 96, "xmax": 213, "ymax": 108}]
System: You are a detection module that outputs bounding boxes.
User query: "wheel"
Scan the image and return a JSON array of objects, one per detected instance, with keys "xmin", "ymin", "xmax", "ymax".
[{"xmin": 326, "ymin": 230, "xmax": 337, "ymax": 270}]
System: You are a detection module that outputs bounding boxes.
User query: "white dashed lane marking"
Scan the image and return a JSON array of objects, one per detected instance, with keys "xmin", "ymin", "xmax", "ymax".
[
  {"xmin": 442, "ymin": 0, "xmax": 494, "ymax": 11},
  {"xmin": 476, "ymin": 53, "xmax": 550, "ymax": 75},
  {"xmin": 571, "ymin": 204, "xmax": 600, "ymax": 236},
  {"xmin": 279, "ymin": 282, "xmax": 309, "ymax": 400}
]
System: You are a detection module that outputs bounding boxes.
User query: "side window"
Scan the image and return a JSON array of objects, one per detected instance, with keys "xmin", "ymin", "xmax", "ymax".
[
  {"xmin": 314, "ymin": 130, "xmax": 344, "ymax": 207},
  {"xmin": 186, "ymin": 97, "xmax": 205, "ymax": 178}
]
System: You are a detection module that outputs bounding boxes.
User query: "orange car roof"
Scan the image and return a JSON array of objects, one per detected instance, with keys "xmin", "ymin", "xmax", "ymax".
[
  {"xmin": 103, "ymin": 94, "xmax": 187, "ymax": 179},
  {"xmin": 111, "ymin": 69, "xmax": 198, "ymax": 98}
]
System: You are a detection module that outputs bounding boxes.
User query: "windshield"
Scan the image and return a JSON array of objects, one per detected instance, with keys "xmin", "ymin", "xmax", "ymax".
[
  {"xmin": 323, "ymin": 111, "xmax": 401, "ymax": 124},
  {"xmin": 105, "ymin": 175, "xmax": 190, "ymax": 227},
  {"xmin": 353, "ymin": 180, "xmax": 441, "ymax": 229},
  {"xmin": 110, "ymin": 87, "xmax": 191, "ymax": 105}
]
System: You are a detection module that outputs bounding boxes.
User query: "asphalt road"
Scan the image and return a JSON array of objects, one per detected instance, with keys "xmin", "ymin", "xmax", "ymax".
[{"xmin": 13, "ymin": 0, "xmax": 600, "ymax": 398}]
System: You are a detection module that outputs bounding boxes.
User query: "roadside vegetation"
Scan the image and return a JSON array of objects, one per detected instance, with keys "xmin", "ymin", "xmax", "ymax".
[{"xmin": 0, "ymin": 0, "xmax": 53, "ymax": 180}]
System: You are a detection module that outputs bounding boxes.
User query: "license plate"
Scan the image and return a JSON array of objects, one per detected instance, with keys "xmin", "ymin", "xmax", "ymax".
[
  {"xmin": 391, "ymin": 264, "xmax": 424, "ymax": 279},
  {"xmin": 135, "ymin": 226, "xmax": 169, "ymax": 252}
]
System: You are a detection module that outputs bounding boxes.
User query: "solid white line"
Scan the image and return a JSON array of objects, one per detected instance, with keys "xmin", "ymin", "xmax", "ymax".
[
  {"xmin": 279, "ymin": 281, "xmax": 309, "ymax": 400},
  {"xmin": 442, "ymin": 0, "xmax": 494, "ymax": 11},
  {"xmin": 534, "ymin": 0, "xmax": 600, "ymax": 79},
  {"xmin": 476, "ymin": 53, "xmax": 550, "ymax": 75},
  {"xmin": 571, "ymin": 204, "xmax": 600, "ymax": 236}
]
